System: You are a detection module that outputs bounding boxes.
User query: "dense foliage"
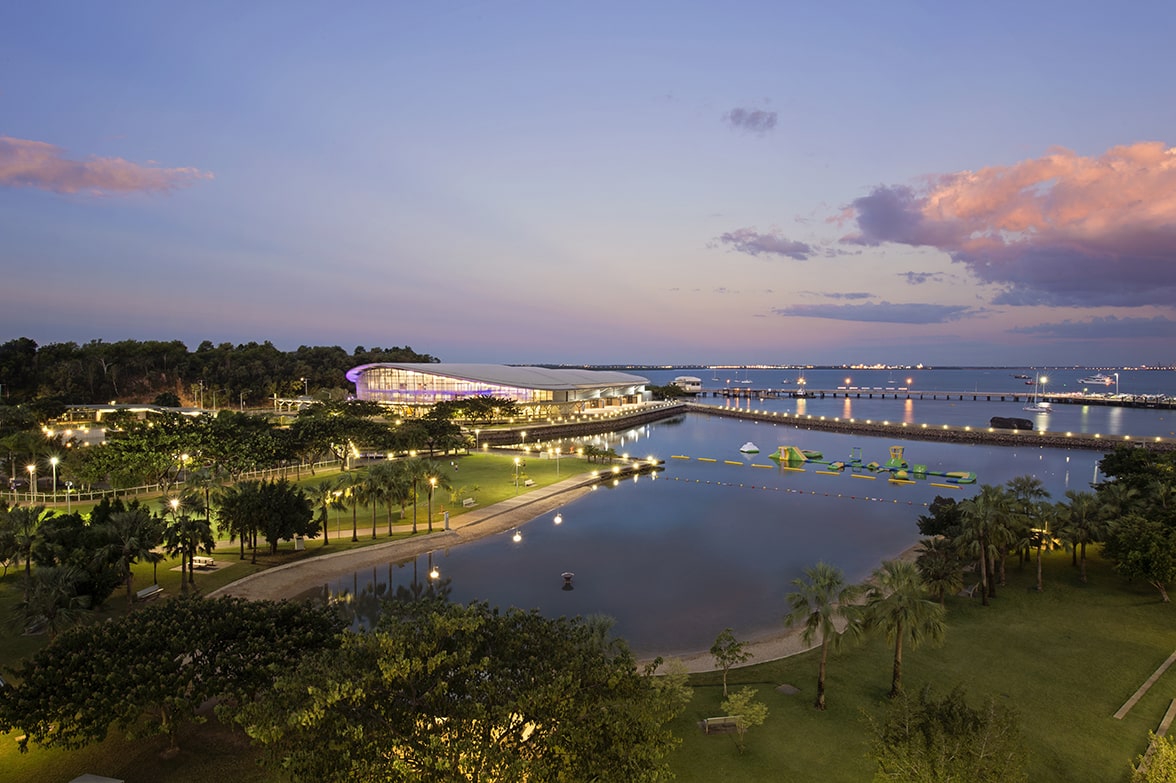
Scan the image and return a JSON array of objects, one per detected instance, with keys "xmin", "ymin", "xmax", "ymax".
[
  {"xmin": 0, "ymin": 595, "xmax": 344, "ymax": 753},
  {"xmin": 0, "ymin": 336, "xmax": 436, "ymax": 405},
  {"xmin": 238, "ymin": 598, "xmax": 685, "ymax": 782},
  {"xmin": 868, "ymin": 686, "xmax": 1028, "ymax": 782}
]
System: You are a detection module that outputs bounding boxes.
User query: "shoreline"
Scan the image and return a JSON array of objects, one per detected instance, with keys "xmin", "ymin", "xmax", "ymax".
[{"xmin": 211, "ymin": 474, "xmax": 923, "ymax": 674}]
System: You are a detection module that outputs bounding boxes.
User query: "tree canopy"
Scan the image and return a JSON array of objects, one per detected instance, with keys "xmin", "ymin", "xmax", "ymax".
[
  {"xmin": 0, "ymin": 595, "xmax": 343, "ymax": 753},
  {"xmin": 237, "ymin": 598, "xmax": 683, "ymax": 782}
]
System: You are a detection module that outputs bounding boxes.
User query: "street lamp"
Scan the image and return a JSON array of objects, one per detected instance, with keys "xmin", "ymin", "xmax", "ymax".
[
  {"xmin": 27, "ymin": 464, "xmax": 35, "ymax": 502},
  {"xmin": 474, "ymin": 429, "xmax": 480, "ymax": 450},
  {"xmin": 521, "ymin": 430, "xmax": 527, "ymax": 448},
  {"xmin": 555, "ymin": 446, "xmax": 561, "ymax": 476},
  {"xmin": 301, "ymin": 377, "xmax": 308, "ymax": 396},
  {"xmin": 428, "ymin": 477, "xmax": 437, "ymax": 533},
  {"xmin": 240, "ymin": 390, "xmax": 249, "ymax": 411},
  {"xmin": 65, "ymin": 481, "xmax": 72, "ymax": 513},
  {"xmin": 514, "ymin": 457, "xmax": 521, "ymax": 495},
  {"xmin": 49, "ymin": 456, "xmax": 58, "ymax": 502},
  {"xmin": 1114, "ymin": 372, "xmax": 1120, "ymax": 395}
]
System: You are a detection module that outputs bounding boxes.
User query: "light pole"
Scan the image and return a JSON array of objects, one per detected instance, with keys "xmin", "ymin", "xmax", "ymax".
[
  {"xmin": 65, "ymin": 481, "xmax": 73, "ymax": 513},
  {"xmin": 27, "ymin": 464, "xmax": 35, "ymax": 503},
  {"xmin": 428, "ymin": 477, "xmax": 437, "ymax": 533},
  {"xmin": 240, "ymin": 390, "xmax": 249, "ymax": 411},
  {"xmin": 49, "ymin": 456, "xmax": 58, "ymax": 502},
  {"xmin": 1115, "ymin": 372, "xmax": 1120, "ymax": 395},
  {"xmin": 301, "ymin": 377, "xmax": 308, "ymax": 396},
  {"xmin": 555, "ymin": 446, "xmax": 561, "ymax": 476},
  {"xmin": 521, "ymin": 430, "xmax": 527, "ymax": 448},
  {"xmin": 474, "ymin": 429, "xmax": 480, "ymax": 450},
  {"xmin": 514, "ymin": 457, "xmax": 520, "ymax": 495}
]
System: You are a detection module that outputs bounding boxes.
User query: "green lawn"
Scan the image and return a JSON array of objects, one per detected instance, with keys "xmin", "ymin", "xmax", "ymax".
[{"xmin": 671, "ymin": 552, "xmax": 1168, "ymax": 783}]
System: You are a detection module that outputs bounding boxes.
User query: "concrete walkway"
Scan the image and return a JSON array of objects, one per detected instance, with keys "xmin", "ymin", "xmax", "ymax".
[{"xmin": 208, "ymin": 472, "xmax": 600, "ymax": 603}]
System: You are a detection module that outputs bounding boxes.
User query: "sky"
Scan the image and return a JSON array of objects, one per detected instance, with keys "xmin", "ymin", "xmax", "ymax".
[{"xmin": 2, "ymin": 1, "xmax": 1175, "ymax": 367}]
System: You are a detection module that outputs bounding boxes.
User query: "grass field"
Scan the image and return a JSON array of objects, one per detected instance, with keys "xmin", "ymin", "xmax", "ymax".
[
  {"xmin": 671, "ymin": 552, "xmax": 1169, "ymax": 782},
  {"xmin": 3, "ymin": 459, "xmax": 1173, "ymax": 782}
]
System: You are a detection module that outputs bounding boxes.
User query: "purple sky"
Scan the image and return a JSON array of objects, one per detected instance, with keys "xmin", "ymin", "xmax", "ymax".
[{"xmin": 3, "ymin": 2, "xmax": 1175, "ymax": 366}]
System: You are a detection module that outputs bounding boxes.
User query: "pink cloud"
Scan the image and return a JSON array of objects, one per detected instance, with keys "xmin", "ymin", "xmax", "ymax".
[
  {"xmin": 0, "ymin": 136, "xmax": 213, "ymax": 195},
  {"xmin": 844, "ymin": 142, "xmax": 1176, "ymax": 306}
]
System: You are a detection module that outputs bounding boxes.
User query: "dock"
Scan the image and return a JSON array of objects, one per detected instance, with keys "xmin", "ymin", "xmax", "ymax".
[{"xmin": 693, "ymin": 387, "xmax": 1176, "ymax": 410}]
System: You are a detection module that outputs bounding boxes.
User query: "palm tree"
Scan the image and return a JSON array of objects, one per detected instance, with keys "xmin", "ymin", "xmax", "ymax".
[
  {"xmin": 314, "ymin": 478, "xmax": 341, "ymax": 545},
  {"xmin": 336, "ymin": 470, "xmax": 366, "ymax": 542},
  {"xmin": 99, "ymin": 508, "xmax": 159, "ymax": 609},
  {"xmin": 366, "ymin": 460, "xmax": 412, "ymax": 536},
  {"xmin": 1058, "ymin": 490, "xmax": 1103, "ymax": 583},
  {"xmin": 12, "ymin": 565, "xmax": 85, "ymax": 639},
  {"xmin": 783, "ymin": 561, "xmax": 863, "ymax": 710},
  {"xmin": 402, "ymin": 457, "xmax": 434, "ymax": 535},
  {"xmin": 915, "ymin": 537, "xmax": 964, "ymax": 606},
  {"xmin": 360, "ymin": 469, "xmax": 385, "ymax": 539},
  {"xmin": 1006, "ymin": 475, "xmax": 1051, "ymax": 579},
  {"xmin": 8, "ymin": 505, "xmax": 54, "ymax": 602},
  {"xmin": 1027, "ymin": 500, "xmax": 1058, "ymax": 592},
  {"xmin": 957, "ymin": 485, "xmax": 1010, "ymax": 607},
  {"xmin": 864, "ymin": 559, "xmax": 946, "ymax": 698}
]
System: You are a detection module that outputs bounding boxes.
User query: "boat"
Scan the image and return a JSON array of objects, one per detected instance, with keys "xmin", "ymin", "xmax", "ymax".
[
  {"xmin": 738, "ymin": 369, "xmax": 753, "ymax": 384},
  {"xmin": 1078, "ymin": 373, "xmax": 1114, "ymax": 386},
  {"xmin": 739, "ymin": 442, "xmax": 760, "ymax": 454},
  {"xmin": 1013, "ymin": 374, "xmax": 1032, "ymax": 379},
  {"xmin": 1024, "ymin": 375, "xmax": 1051, "ymax": 413},
  {"xmin": 672, "ymin": 375, "xmax": 702, "ymax": 394}
]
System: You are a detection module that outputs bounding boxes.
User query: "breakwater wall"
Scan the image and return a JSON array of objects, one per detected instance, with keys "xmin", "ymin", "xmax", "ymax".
[{"xmin": 685, "ymin": 403, "xmax": 1176, "ymax": 452}]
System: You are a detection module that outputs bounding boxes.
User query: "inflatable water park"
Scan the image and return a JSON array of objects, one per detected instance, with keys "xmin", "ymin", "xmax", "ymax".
[{"xmin": 768, "ymin": 444, "xmax": 977, "ymax": 485}]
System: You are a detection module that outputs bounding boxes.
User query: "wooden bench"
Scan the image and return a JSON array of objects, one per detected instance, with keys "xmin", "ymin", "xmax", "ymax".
[
  {"xmin": 702, "ymin": 715, "xmax": 742, "ymax": 734},
  {"xmin": 462, "ymin": 497, "xmax": 477, "ymax": 508},
  {"xmin": 136, "ymin": 584, "xmax": 163, "ymax": 602},
  {"xmin": 523, "ymin": 479, "xmax": 536, "ymax": 487},
  {"xmin": 958, "ymin": 583, "xmax": 979, "ymax": 598},
  {"xmin": 193, "ymin": 556, "xmax": 215, "ymax": 569}
]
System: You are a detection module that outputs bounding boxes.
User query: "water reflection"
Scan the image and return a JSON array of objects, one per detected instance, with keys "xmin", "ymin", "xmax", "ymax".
[{"xmin": 319, "ymin": 413, "xmax": 1115, "ymax": 657}]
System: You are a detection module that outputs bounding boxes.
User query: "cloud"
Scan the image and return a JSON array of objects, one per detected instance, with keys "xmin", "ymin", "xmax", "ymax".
[
  {"xmin": 725, "ymin": 107, "xmax": 777, "ymax": 134},
  {"xmin": 842, "ymin": 142, "xmax": 1176, "ymax": 307},
  {"xmin": 717, "ymin": 227, "xmax": 813, "ymax": 259},
  {"xmin": 773, "ymin": 301, "xmax": 978, "ymax": 324},
  {"xmin": 899, "ymin": 271, "xmax": 941, "ymax": 285},
  {"xmin": 1010, "ymin": 315, "xmax": 1176, "ymax": 339},
  {"xmin": 0, "ymin": 136, "xmax": 213, "ymax": 195}
]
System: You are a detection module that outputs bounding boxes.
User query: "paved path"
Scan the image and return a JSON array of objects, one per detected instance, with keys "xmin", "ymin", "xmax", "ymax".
[{"xmin": 208, "ymin": 473, "xmax": 598, "ymax": 603}]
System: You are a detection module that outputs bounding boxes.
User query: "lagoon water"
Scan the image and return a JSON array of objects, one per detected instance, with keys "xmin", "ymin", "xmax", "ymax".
[{"xmin": 321, "ymin": 380, "xmax": 1174, "ymax": 656}]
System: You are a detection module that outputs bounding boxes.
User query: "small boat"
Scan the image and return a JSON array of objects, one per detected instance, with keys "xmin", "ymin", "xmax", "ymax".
[
  {"xmin": 1078, "ymin": 373, "xmax": 1114, "ymax": 386},
  {"xmin": 1024, "ymin": 375, "xmax": 1051, "ymax": 413},
  {"xmin": 1013, "ymin": 374, "xmax": 1032, "ymax": 379},
  {"xmin": 739, "ymin": 442, "xmax": 760, "ymax": 454}
]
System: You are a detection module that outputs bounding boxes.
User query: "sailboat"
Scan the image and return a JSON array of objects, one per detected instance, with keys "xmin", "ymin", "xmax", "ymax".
[
  {"xmin": 739, "ymin": 369, "xmax": 753, "ymax": 384},
  {"xmin": 1023, "ymin": 375, "xmax": 1052, "ymax": 413}
]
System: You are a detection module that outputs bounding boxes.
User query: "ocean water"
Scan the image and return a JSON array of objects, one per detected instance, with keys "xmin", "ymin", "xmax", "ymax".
[
  {"xmin": 640, "ymin": 367, "xmax": 1176, "ymax": 439},
  {"xmin": 323, "ymin": 407, "xmax": 1126, "ymax": 657}
]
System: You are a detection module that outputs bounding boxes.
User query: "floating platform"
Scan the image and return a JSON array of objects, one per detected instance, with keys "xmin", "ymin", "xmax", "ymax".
[{"xmin": 768, "ymin": 444, "xmax": 976, "ymax": 484}]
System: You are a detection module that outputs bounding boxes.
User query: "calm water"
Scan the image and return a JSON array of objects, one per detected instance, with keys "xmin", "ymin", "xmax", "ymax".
[
  {"xmin": 642, "ymin": 367, "xmax": 1176, "ymax": 439},
  {"xmin": 322, "ymin": 404, "xmax": 1132, "ymax": 658}
]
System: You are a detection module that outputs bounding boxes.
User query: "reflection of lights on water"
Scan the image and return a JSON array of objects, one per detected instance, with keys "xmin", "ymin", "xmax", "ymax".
[{"xmin": 512, "ymin": 530, "xmax": 522, "ymax": 543}]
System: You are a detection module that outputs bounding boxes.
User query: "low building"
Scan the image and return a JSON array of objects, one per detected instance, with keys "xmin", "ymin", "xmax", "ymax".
[{"xmin": 346, "ymin": 363, "xmax": 649, "ymax": 417}]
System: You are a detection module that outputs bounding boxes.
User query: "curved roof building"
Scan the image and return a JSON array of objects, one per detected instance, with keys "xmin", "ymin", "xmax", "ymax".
[{"xmin": 346, "ymin": 363, "xmax": 649, "ymax": 412}]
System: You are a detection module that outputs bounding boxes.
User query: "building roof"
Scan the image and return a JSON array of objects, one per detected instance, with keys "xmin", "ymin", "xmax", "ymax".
[{"xmin": 346, "ymin": 363, "xmax": 648, "ymax": 390}]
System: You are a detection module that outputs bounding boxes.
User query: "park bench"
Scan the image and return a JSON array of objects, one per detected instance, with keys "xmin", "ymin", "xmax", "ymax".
[
  {"xmin": 702, "ymin": 715, "xmax": 742, "ymax": 734},
  {"xmin": 958, "ymin": 583, "xmax": 979, "ymax": 598},
  {"xmin": 523, "ymin": 479, "xmax": 536, "ymax": 487},
  {"xmin": 462, "ymin": 497, "xmax": 477, "ymax": 508},
  {"xmin": 193, "ymin": 556, "xmax": 215, "ymax": 569},
  {"xmin": 136, "ymin": 584, "xmax": 163, "ymax": 602}
]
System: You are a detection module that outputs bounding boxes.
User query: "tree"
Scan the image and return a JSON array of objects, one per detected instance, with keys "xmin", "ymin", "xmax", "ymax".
[
  {"xmin": 236, "ymin": 598, "xmax": 683, "ymax": 782},
  {"xmin": 366, "ymin": 459, "xmax": 413, "ymax": 535},
  {"xmin": 709, "ymin": 627, "xmax": 751, "ymax": 698},
  {"xmin": 868, "ymin": 686, "xmax": 1028, "ymax": 782},
  {"xmin": 217, "ymin": 480, "xmax": 317, "ymax": 557},
  {"xmin": 863, "ymin": 559, "xmax": 947, "ymax": 698},
  {"xmin": 783, "ymin": 561, "xmax": 863, "ymax": 709},
  {"xmin": 99, "ymin": 508, "xmax": 161, "ymax": 608},
  {"xmin": 1056, "ymin": 490, "xmax": 1103, "ymax": 583},
  {"xmin": 957, "ymin": 485, "xmax": 1011, "ymax": 606},
  {"xmin": 8, "ymin": 504, "xmax": 53, "ymax": 602},
  {"xmin": 335, "ymin": 469, "xmax": 366, "ymax": 542},
  {"xmin": 0, "ymin": 595, "xmax": 343, "ymax": 755},
  {"xmin": 1133, "ymin": 731, "xmax": 1176, "ymax": 782},
  {"xmin": 719, "ymin": 687, "xmax": 768, "ymax": 754},
  {"xmin": 11, "ymin": 565, "xmax": 86, "ymax": 638},
  {"xmin": 1102, "ymin": 514, "xmax": 1176, "ymax": 602},
  {"xmin": 915, "ymin": 537, "xmax": 963, "ymax": 605}
]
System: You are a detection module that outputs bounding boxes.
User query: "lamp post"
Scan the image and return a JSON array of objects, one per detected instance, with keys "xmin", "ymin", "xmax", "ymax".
[
  {"xmin": 514, "ymin": 457, "xmax": 520, "ymax": 495},
  {"xmin": 555, "ymin": 446, "xmax": 561, "ymax": 476},
  {"xmin": 65, "ymin": 481, "xmax": 73, "ymax": 513},
  {"xmin": 49, "ymin": 456, "xmax": 58, "ymax": 503},
  {"xmin": 1115, "ymin": 372, "xmax": 1120, "ymax": 395},
  {"xmin": 474, "ymin": 429, "xmax": 480, "ymax": 450},
  {"xmin": 521, "ymin": 430, "xmax": 527, "ymax": 448},
  {"xmin": 240, "ymin": 390, "xmax": 249, "ymax": 411},
  {"xmin": 27, "ymin": 464, "xmax": 35, "ymax": 503},
  {"xmin": 301, "ymin": 377, "xmax": 308, "ymax": 396},
  {"xmin": 428, "ymin": 477, "xmax": 437, "ymax": 533}
]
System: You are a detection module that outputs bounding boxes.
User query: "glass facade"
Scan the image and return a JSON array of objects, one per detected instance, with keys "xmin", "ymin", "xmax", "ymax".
[{"xmin": 354, "ymin": 367, "xmax": 556, "ymax": 405}]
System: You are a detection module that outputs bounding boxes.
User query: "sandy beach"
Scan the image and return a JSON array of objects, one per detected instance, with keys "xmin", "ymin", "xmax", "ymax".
[{"xmin": 210, "ymin": 471, "xmax": 920, "ymax": 674}]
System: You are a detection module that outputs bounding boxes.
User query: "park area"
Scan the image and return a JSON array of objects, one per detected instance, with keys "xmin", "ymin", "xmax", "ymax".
[{"xmin": 1, "ymin": 451, "xmax": 1174, "ymax": 781}]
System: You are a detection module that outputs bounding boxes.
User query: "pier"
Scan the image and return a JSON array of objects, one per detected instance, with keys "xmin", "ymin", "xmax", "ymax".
[{"xmin": 694, "ymin": 387, "xmax": 1176, "ymax": 410}]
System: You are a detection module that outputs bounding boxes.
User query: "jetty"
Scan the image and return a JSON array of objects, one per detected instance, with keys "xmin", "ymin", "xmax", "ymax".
[{"xmin": 693, "ymin": 387, "xmax": 1176, "ymax": 410}]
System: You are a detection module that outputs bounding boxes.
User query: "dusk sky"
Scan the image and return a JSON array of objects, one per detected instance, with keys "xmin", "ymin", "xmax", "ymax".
[{"xmin": 3, "ymin": 2, "xmax": 1175, "ymax": 367}]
